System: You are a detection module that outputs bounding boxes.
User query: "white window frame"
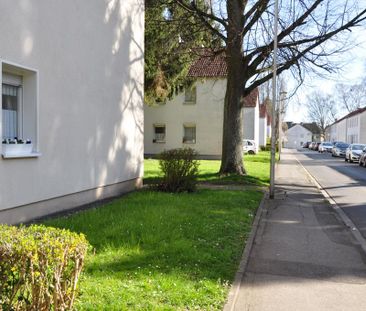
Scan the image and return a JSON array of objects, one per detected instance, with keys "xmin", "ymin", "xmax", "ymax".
[
  {"xmin": 184, "ymin": 86, "xmax": 197, "ymax": 105},
  {"xmin": 183, "ymin": 123, "xmax": 196, "ymax": 144},
  {"xmin": 153, "ymin": 124, "xmax": 166, "ymax": 143},
  {"xmin": 1, "ymin": 60, "xmax": 40, "ymax": 158}
]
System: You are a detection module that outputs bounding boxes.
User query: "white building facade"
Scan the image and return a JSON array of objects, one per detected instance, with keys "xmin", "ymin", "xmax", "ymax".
[
  {"xmin": 0, "ymin": 1, "xmax": 144, "ymax": 224},
  {"xmin": 327, "ymin": 108, "xmax": 366, "ymax": 144},
  {"xmin": 284, "ymin": 124, "xmax": 312, "ymax": 149},
  {"xmin": 144, "ymin": 54, "xmax": 260, "ymax": 159}
]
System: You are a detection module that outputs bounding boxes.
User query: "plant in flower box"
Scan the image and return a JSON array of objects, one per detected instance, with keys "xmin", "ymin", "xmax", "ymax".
[{"xmin": 2, "ymin": 138, "xmax": 33, "ymax": 156}]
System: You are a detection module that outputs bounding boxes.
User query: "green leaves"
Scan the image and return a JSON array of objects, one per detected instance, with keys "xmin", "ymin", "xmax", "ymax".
[{"xmin": 0, "ymin": 225, "xmax": 89, "ymax": 310}]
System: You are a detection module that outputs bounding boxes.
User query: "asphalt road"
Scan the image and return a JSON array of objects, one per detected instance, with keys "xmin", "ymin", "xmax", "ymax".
[{"xmin": 294, "ymin": 149, "xmax": 366, "ymax": 239}]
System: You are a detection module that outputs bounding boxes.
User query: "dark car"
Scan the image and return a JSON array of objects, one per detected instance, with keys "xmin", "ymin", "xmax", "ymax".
[
  {"xmin": 332, "ymin": 142, "xmax": 350, "ymax": 157},
  {"xmin": 359, "ymin": 147, "xmax": 366, "ymax": 167},
  {"xmin": 303, "ymin": 141, "xmax": 312, "ymax": 148},
  {"xmin": 345, "ymin": 144, "xmax": 366, "ymax": 163}
]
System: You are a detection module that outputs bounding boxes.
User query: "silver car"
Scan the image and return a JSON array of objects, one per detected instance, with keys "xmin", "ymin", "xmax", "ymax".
[
  {"xmin": 318, "ymin": 142, "xmax": 333, "ymax": 153},
  {"xmin": 345, "ymin": 144, "xmax": 366, "ymax": 163}
]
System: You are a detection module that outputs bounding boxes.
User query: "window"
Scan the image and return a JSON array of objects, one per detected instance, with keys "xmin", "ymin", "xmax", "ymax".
[
  {"xmin": 1, "ymin": 61, "xmax": 39, "ymax": 158},
  {"xmin": 153, "ymin": 124, "xmax": 166, "ymax": 143},
  {"xmin": 2, "ymin": 83, "xmax": 21, "ymax": 139},
  {"xmin": 184, "ymin": 86, "xmax": 196, "ymax": 105},
  {"xmin": 183, "ymin": 124, "xmax": 196, "ymax": 143}
]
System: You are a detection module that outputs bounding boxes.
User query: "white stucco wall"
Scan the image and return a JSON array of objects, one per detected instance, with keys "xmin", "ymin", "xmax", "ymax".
[
  {"xmin": 259, "ymin": 117, "xmax": 267, "ymax": 146},
  {"xmin": 0, "ymin": 1, "xmax": 144, "ymax": 211},
  {"xmin": 144, "ymin": 79, "xmax": 226, "ymax": 157},
  {"xmin": 284, "ymin": 125, "xmax": 312, "ymax": 149},
  {"xmin": 336, "ymin": 119, "xmax": 347, "ymax": 142},
  {"xmin": 243, "ymin": 104, "xmax": 259, "ymax": 148},
  {"xmin": 360, "ymin": 111, "xmax": 366, "ymax": 143}
]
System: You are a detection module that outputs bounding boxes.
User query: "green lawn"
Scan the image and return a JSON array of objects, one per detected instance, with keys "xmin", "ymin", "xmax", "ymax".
[
  {"xmin": 41, "ymin": 152, "xmax": 269, "ymax": 309},
  {"xmin": 145, "ymin": 151, "xmax": 271, "ymax": 186},
  {"xmin": 44, "ymin": 189, "xmax": 262, "ymax": 310}
]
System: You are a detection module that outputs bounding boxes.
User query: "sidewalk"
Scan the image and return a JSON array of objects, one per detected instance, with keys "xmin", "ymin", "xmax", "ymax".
[{"xmin": 225, "ymin": 149, "xmax": 366, "ymax": 311}]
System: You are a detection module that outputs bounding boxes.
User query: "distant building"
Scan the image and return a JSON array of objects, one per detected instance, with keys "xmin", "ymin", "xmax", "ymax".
[
  {"xmin": 284, "ymin": 122, "xmax": 321, "ymax": 149},
  {"xmin": 326, "ymin": 107, "xmax": 366, "ymax": 143},
  {"xmin": 144, "ymin": 53, "xmax": 260, "ymax": 158}
]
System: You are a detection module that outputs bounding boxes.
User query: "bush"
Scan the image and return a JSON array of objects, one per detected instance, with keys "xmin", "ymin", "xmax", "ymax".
[
  {"xmin": 158, "ymin": 148, "xmax": 199, "ymax": 192},
  {"xmin": 0, "ymin": 224, "xmax": 89, "ymax": 311}
]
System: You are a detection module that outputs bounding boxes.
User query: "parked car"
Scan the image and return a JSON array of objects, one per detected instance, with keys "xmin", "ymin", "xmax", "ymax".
[
  {"xmin": 332, "ymin": 142, "xmax": 349, "ymax": 157},
  {"xmin": 345, "ymin": 144, "xmax": 366, "ymax": 163},
  {"xmin": 313, "ymin": 142, "xmax": 321, "ymax": 151},
  {"xmin": 308, "ymin": 142, "xmax": 315, "ymax": 150},
  {"xmin": 303, "ymin": 141, "xmax": 312, "ymax": 148},
  {"xmin": 318, "ymin": 142, "xmax": 333, "ymax": 153},
  {"xmin": 359, "ymin": 147, "xmax": 366, "ymax": 167},
  {"xmin": 243, "ymin": 139, "xmax": 257, "ymax": 154}
]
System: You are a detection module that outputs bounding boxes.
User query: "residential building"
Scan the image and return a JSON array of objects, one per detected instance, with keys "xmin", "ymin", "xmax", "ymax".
[
  {"xmin": 0, "ymin": 1, "xmax": 144, "ymax": 224},
  {"xmin": 284, "ymin": 124, "xmax": 313, "ymax": 149},
  {"xmin": 259, "ymin": 103, "xmax": 272, "ymax": 147},
  {"xmin": 144, "ymin": 53, "xmax": 260, "ymax": 159},
  {"xmin": 326, "ymin": 107, "xmax": 366, "ymax": 143}
]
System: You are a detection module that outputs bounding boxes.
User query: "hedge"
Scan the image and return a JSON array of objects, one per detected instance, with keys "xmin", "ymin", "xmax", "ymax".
[{"xmin": 0, "ymin": 224, "xmax": 89, "ymax": 311}]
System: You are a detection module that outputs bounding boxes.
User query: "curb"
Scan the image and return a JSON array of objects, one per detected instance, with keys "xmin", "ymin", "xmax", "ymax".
[
  {"xmin": 223, "ymin": 191, "xmax": 268, "ymax": 311},
  {"xmin": 295, "ymin": 156, "xmax": 366, "ymax": 255}
]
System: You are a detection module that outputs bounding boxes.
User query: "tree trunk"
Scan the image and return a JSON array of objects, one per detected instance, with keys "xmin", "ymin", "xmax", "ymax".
[{"xmin": 219, "ymin": 0, "xmax": 246, "ymax": 175}]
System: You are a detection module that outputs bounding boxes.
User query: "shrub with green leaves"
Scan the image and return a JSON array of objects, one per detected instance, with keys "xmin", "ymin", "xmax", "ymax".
[
  {"xmin": 158, "ymin": 147, "xmax": 199, "ymax": 192},
  {"xmin": 0, "ymin": 224, "xmax": 89, "ymax": 311}
]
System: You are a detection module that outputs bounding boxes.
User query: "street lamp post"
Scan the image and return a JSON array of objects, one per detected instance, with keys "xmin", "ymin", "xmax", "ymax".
[
  {"xmin": 278, "ymin": 91, "xmax": 287, "ymax": 161},
  {"xmin": 269, "ymin": 0, "xmax": 279, "ymax": 199}
]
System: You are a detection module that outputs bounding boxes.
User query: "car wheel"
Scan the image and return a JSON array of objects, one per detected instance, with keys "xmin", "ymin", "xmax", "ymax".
[
  {"xmin": 345, "ymin": 157, "xmax": 348, "ymax": 162},
  {"xmin": 359, "ymin": 160, "xmax": 363, "ymax": 166},
  {"xmin": 248, "ymin": 150, "xmax": 255, "ymax": 155}
]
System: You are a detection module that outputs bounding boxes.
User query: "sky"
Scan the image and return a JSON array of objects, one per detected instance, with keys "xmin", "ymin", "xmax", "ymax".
[{"xmin": 284, "ymin": 27, "xmax": 366, "ymax": 123}]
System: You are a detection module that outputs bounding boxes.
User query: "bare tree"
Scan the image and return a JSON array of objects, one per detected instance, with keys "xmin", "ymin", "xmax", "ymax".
[
  {"xmin": 335, "ymin": 77, "xmax": 366, "ymax": 113},
  {"xmin": 158, "ymin": 0, "xmax": 366, "ymax": 174},
  {"xmin": 306, "ymin": 91, "xmax": 338, "ymax": 137}
]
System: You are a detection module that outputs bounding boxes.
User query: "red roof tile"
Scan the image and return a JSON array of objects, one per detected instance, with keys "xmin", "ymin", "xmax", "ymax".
[
  {"xmin": 243, "ymin": 88, "xmax": 259, "ymax": 108},
  {"xmin": 331, "ymin": 107, "xmax": 366, "ymax": 125},
  {"xmin": 187, "ymin": 52, "xmax": 227, "ymax": 78},
  {"xmin": 259, "ymin": 103, "xmax": 267, "ymax": 118}
]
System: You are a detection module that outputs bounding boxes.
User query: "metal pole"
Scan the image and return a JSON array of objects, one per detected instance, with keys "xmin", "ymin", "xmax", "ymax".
[
  {"xmin": 278, "ymin": 91, "xmax": 286, "ymax": 161},
  {"xmin": 269, "ymin": 0, "xmax": 279, "ymax": 199}
]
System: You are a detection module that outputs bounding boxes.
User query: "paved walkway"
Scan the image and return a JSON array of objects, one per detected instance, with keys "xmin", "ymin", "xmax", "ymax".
[{"xmin": 226, "ymin": 149, "xmax": 366, "ymax": 311}]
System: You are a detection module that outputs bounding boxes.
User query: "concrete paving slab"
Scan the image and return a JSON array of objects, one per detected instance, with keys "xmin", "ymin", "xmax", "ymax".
[{"xmin": 226, "ymin": 149, "xmax": 366, "ymax": 311}]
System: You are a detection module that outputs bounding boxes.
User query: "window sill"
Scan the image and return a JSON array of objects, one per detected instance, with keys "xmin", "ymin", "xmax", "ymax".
[
  {"xmin": 183, "ymin": 141, "xmax": 196, "ymax": 144},
  {"xmin": 2, "ymin": 152, "xmax": 41, "ymax": 159}
]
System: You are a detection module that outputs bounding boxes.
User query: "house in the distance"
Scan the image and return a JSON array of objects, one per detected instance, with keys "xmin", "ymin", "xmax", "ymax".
[
  {"xmin": 0, "ymin": 1, "xmax": 144, "ymax": 224},
  {"xmin": 326, "ymin": 107, "xmax": 366, "ymax": 143},
  {"xmin": 284, "ymin": 122, "xmax": 321, "ymax": 149},
  {"xmin": 144, "ymin": 53, "xmax": 260, "ymax": 159}
]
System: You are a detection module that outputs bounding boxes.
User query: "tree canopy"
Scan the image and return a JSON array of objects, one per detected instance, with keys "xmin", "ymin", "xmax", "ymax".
[{"xmin": 146, "ymin": 0, "xmax": 366, "ymax": 174}]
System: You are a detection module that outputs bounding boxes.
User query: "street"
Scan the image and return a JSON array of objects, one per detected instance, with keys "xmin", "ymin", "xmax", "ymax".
[{"xmin": 294, "ymin": 149, "xmax": 366, "ymax": 239}]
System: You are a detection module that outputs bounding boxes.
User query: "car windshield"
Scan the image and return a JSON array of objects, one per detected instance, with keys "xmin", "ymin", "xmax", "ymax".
[
  {"xmin": 352, "ymin": 144, "xmax": 365, "ymax": 150},
  {"xmin": 338, "ymin": 143, "xmax": 349, "ymax": 148},
  {"xmin": 323, "ymin": 143, "xmax": 332, "ymax": 146}
]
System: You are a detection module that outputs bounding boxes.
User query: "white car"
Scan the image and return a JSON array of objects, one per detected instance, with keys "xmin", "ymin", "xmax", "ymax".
[
  {"xmin": 345, "ymin": 144, "xmax": 366, "ymax": 163},
  {"xmin": 243, "ymin": 139, "xmax": 257, "ymax": 154},
  {"xmin": 318, "ymin": 142, "xmax": 333, "ymax": 153}
]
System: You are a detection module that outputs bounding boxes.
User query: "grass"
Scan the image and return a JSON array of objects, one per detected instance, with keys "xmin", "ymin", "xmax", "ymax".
[
  {"xmin": 44, "ymin": 189, "xmax": 262, "ymax": 310},
  {"xmin": 145, "ymin": 151, "xmax": 272, "ymax": 186},
  {"xmin": 41, "ymin": 152, "xmax": 269, "ymax": 309}
]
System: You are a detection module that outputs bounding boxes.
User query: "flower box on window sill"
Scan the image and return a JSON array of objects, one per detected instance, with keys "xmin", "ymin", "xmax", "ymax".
[{"xmin": 2, "ymin": 142, "xmax": 40, "ymax": 158}]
